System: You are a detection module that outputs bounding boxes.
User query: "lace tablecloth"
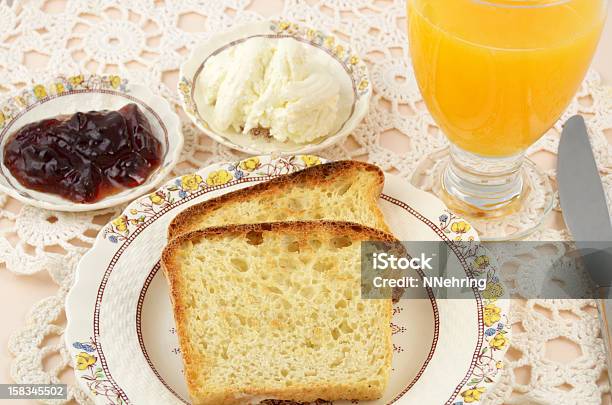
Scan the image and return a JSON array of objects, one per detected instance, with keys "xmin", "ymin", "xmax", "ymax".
[{"xmin": 1, "ymin": 1, "xmax": 612, "ymax": 404}]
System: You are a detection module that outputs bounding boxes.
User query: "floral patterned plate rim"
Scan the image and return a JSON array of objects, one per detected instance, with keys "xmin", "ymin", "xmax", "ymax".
[
  {"xmin": 178, "ymin": 20, "xmax": 371, "ymax": 155},
  {"xmin": 65, "ymin": 155, "xmax": 510, "ymax": 405},
  {"xmin": 0, "ymin": 73, "xmax": 183, "ymax": 212}
]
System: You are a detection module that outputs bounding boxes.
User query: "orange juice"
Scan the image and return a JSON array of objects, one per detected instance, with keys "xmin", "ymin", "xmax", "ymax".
[{"xmin": 408, "ymin": 0, "xmax": 605, "ymax": 157}]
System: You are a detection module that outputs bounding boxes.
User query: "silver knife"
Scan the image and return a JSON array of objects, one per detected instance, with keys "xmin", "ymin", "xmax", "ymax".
[{"xmin": 558, "ymin": 114, "xmax": 612, "ymax": 386}]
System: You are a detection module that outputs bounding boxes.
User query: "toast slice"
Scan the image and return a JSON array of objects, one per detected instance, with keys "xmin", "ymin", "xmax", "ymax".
[
  {"xmin": 162, "ymin": 221, "xmax": 394, "ymax": 405},
  {"xmin": 167, "ymin": 160, "xmax": 389, "ymax": 239}
]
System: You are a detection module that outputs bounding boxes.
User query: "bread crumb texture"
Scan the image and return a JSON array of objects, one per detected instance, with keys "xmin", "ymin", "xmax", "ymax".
[{"xmin": 163, "ymin": 222, "xmax": 393, "ymax": 405}]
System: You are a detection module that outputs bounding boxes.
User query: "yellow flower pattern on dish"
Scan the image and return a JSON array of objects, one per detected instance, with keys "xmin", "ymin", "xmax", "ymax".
[
  {"xmin": 54, "ymin": 82, "xmax": 65, "ymax": 94},
  {"xmin": 109, "ymin": 75, "xmax": 121, "ymax": 89},
  {"xmin": 358, "ymin": 79, "xmax": 369, "ymax": 91},
  {"xmin": 461, "ymin": 387, "xmax": 486, "ymax": 403},
  {"xmin": 181, "ymin": 174, "xmax": 203, "ymax": 191},
  {"xmin": 0, "ymin": 112, "xmax": 5, "ymax": 127},
  {"xmin": 301, "ymin": 155, "xmax": 321, "ymax": 167},
  {"xmin": 148, "ymin": 191, "xmax": 165, "ymax": 205},
  {"xmin": 33, "ymin": 85, "xmax": 47, "ymax": 100},
  {"xmin": 178, "ymin": 81, "xmax": 189, "ymax": 95},
  {"xmin": 334, "ymin": 44, "xmax": 345, "ymax": 58},
  {"xmin": 239, "ymin": 157, "xmax": 260, "ymax": 171},
  {"xmin": 483, "ymin": 303, "xmax": 502, "ymax": 327},
  {"xmin": 482, "ymin": 282, "xmax": 504, "ymax": 300},
  {"xmin": 474, "ymin": 255, "xmax": 490, "ymax": 269},
  {"xmin": 206, "ymin": 170, "xmax": 232, "ymax": 186},
  {"xmin": 451, "ymin": 221, "xmax": 471, "ymax": 234},
  {"xmin": 490, "ymin": 332, "xmax": 508, "ymax": 350},
  {"xmin": 306, "ymin": 28, "xmax": 317, "ymax": 40},
  {"xmin": 112, "ymin": 215, "xmax": 128, "ymax": 232},
  {"xmin": 75, "ymin": 352, "xmax": 96, "ymax": 371},
  {"xmin": 69, "ymin": 75, "xmax": 84, "ymax": 87}
]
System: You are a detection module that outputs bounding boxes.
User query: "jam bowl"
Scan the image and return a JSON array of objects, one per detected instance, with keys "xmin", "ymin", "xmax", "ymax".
[
  {"xmin": 0, "ymin": 74, "xmax": 183, "ymax": 211},
  {"xmin": 178, "ymin": 20, "xmax": 371, "ymax": 155}
]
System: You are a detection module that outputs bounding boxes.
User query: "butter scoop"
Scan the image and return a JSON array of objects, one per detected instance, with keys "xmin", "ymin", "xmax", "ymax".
[{"xmin": 199, "ymin": 37, "xmax": 340, "ymax": 144}]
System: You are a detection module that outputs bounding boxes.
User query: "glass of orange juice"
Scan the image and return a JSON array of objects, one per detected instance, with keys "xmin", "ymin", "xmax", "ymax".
[{"xmin": 408, "ymin": 0, "xmax": 606, "ymax": 239}]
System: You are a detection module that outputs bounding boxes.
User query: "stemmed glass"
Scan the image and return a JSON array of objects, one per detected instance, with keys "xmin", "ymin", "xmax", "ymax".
[{"xmin": 407, "ymin": 0, "xmax": 607, "ymax": 240}]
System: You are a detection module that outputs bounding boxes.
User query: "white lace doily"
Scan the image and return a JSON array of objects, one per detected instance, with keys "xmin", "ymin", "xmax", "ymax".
[{"xmin": 1, "ymin": 1, "xmax": 611, "ymax": 404}]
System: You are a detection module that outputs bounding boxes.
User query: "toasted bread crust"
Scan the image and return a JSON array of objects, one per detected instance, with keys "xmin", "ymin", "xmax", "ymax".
[
  {"xmin": 167, "ymin": 160, "xmax": 388, "ymax": 240},
  {"xmin": 161, "ymin": 221, "xmax": 395, "ymax": 405}
]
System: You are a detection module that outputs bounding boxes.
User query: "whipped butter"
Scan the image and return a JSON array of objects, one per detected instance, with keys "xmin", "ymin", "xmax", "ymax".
[{"xmin": 199, "ymin": 37, "xmax": 340, "ymax": 144}]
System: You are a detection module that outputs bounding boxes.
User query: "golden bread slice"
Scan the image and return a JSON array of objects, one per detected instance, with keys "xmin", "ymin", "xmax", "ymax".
[
  {"xmin": 162, "ymin": 221, "xmax": 394, "ymax": 405},
  {"xmin": 167, "ymin": 160, "xmax": 389, "ymax": 239}
]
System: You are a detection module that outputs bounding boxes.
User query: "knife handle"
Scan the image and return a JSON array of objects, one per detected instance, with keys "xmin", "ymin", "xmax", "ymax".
[{"xmin": 597, "ymin": 287, "xmax": 612, "ymax": 389}]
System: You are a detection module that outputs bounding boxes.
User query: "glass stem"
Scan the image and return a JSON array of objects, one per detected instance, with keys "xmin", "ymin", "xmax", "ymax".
[{"xmin": 442, "ymin": 143, "xmax": 525, "ymax": 212}]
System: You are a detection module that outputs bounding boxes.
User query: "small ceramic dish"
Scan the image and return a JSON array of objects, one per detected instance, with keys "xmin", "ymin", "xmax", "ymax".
[
  {"xmin": 178, "ymin": 20, "xmax": 371, "ymax": 155},
  {"xmin": 0, "ymin": 74, "xmax": 183, "ymax": 212}
]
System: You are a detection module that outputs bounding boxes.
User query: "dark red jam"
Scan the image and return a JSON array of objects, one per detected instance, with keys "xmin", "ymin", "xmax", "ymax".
[{"xmin": 3, "ymin": 103, "xmax": 162, "ymax": 203}]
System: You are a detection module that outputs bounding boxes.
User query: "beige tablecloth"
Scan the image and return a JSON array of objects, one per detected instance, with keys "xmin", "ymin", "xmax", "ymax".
[{"xmin": 1, "ymin": 1, "xmax": 611, "ymax": 404}]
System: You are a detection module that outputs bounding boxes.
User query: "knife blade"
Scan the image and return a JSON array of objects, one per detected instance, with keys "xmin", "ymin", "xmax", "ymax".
[
  {"xmin": 558, "ymin": 115, "xmax": 612, "ymax": 242},
  {"xmin": 558, "ymin": 114, "xmax": 612, "ymax": 388}
]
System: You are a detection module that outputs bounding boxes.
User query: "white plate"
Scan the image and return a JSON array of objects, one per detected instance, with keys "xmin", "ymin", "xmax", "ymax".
[
  {"xmin": 178, "ymin": 20, "xmax": 371, "ymax": 155},
  {"xmin": 0, "ymin": 74, "xmax": 183, "ymax": 212},
  {"xmin": 65, "ymin": 155, "xmax": 510, "ymax": 405}
]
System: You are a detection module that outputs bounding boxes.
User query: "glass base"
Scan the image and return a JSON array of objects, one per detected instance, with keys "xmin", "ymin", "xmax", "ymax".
[{"xmin": 411, "ymin": 147, "xmax": 554, "ymax": 241}]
